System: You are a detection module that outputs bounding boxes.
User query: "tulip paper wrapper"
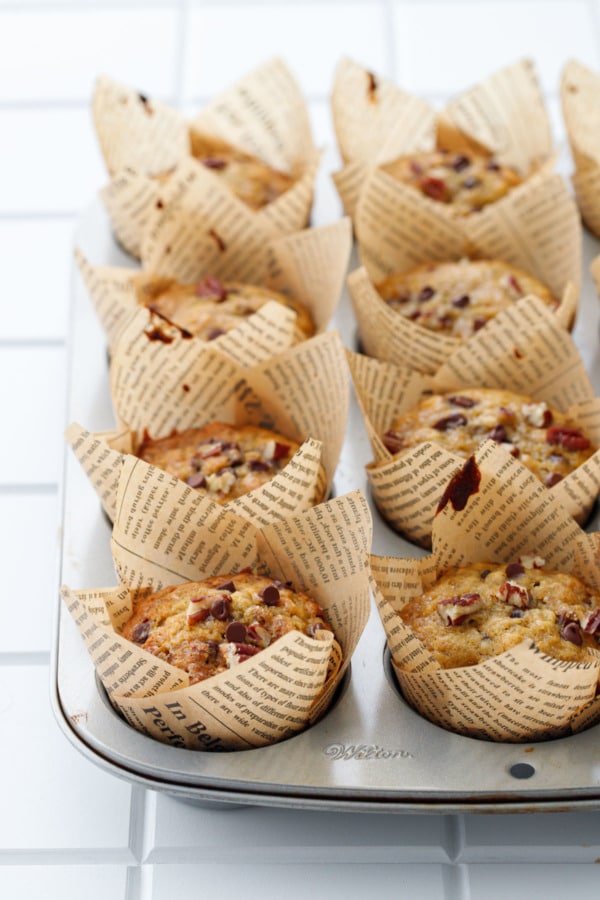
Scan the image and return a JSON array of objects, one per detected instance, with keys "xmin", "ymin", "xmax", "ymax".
[
  {"xmin": 347, "ymin": 295, "xmax": 600, "ymax": 546},
  {"xmin": 332, "ymin": 57, "xmax": 554, "ymax": 214},
  {"xmin": 346, "ymin": 164, "xmax": 579, "ymax": 367},
  {"xmin": 370, "ymin": 439, "xmax": 600, "ymax": 743},
  {"xmin": 61, "ymin": 475, "xmax": 372, "ymax": 751},
  {"xmin": 94, "ymin": 59, "xmax": 319, "ymax": 258},
  {"xmin": 75, "ymin": 216, "xmax": 352, "ymax": 353},
  {"xmin": 66, "ymin": 312, "xmax": 349, "ymax": 524},
  {"xmin": 561, "ymin": 59, "xmax": 600, "ymax": 238}
]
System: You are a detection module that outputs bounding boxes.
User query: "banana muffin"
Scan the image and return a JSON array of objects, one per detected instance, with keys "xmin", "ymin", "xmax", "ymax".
[
  {"xmin": 382, "ymin": 149, "xmax": 522, "ymax": 216},
  {"xmin": 382, "ymin": 388, "xmax": 595, "ymax": 489},
  {"xmin": 376, "ymin": 259, "xmax": 558, "ymax": 340},
  {"xmin": 400, "ymin": 559, "xmax": 600, "ymax": 669},
  {"xmin": 121, "ymin": 572, "xmax": 334, "ymax": 684},
  {"xmin": 190, "ymin": 133, "xmax": 295, "ymax": 210},
  {"xmin": 135, "ymin": 273, "xmax": 315, "ymax": 343},
  {"xmin": 138, "ymin": 422, "xmax": 302, "ymax": 502}
]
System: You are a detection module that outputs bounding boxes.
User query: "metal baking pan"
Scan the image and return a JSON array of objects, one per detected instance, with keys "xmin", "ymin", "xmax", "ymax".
[{"xmin": 51, "ymin": 199, "xmax": 600, "ymax": 813}]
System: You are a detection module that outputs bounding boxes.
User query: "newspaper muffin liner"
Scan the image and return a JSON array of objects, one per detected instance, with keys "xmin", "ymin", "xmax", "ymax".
[
  {"xmin": 348, "ymin": 295, "xmax": 600, "ymax": 546},
  {"xmin": 75, "ymin": 216, "xmax": 352, "ymax": 353},
  {"xmin": 346, "ymin": 173, "xmax": 580, "ymax": 374},
  {"xmin": 561, "ymin": 59, "xmax": 600, "ymax": 238},
  {"xmin": 93, "ymin": 58, "xmax": 319, "ymax": 258},
  {"xmin": 370, "ymin": 440, "xmax": 600, "ymax": 743},
  {"xmin": 61, "ymin": 474, "xmax": 372, "ymax": 751},
  {"xmin": 66, "ymin": 316, "xmax": 350, "ymax": 525},
  {"xmin": 332, "ymin": 57, "xmax": 554, "ymax": 218}
]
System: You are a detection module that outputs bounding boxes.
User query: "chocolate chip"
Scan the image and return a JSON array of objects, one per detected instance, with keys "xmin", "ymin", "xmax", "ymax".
[
  {"xmin": 463, "ymin": 177, "xmax": 480, "ymax": 189},
  {"xmin": 510, "ymin": 609, "xmax": 524, "ymax": 618},
  {"xmin": 201, "ymin": 157, "xmax": 227, "ymax": 169},
  {"xmin": 186, "ymin": 472, "xmax": 207, "ymax": 489},
  {"xmin": 505, "ymin": 562, "xmax": 525, "ymax": 579},
  {"xmin": 480, "ymin": 569, "xmax": 491, "ymax": 580},
  {"xmin": 561, "ymin": 621, "xmax": 583, "ymax": 645},
  {"xmin": 418, "ymin": 286, "xmax": 435, "ymax": 302},
  {"xmin": 452, "ymin": 294, "xmax": 470, "ymax": 308},
  {"xmin": 248, "ymin": 459, "xmax": 271, "ymax": 471},
  {"xmin": 260, "ymin": 584, "xmax": 281, "ymax": 606},
  {"xmin": 433, "ymin": 413, "xmax": 467, "ymax": 431},
  {"xmin": 452, "ymin": 154, "xmax": 471, "ymax": 172},
  {"xmin": 210, "ymin": 596, "xmax": 231, "ymax": 621},
  {"xmin": 131, "ymin": 620, "xmax": 151, "ymax": 644},
  {"xmin": 207, "ymin": 328, "xmax": 226, "ymax": 340},
  {"xmin": 472, "ymin": 316, "xmax": 487, "ymax": 332},
  {"xmin": 217, "ymin": 580, "xmax": 236, "ymax": 593},
  {"xmin": 489, "ymin": 424, "xmax": 510, "ymax": 443},
  {"xmin": 225, "ymin": 621, "xmax": 247, "ymax": 643},
  {"xmin": 448, "ymin": 395, "xmax": 477, "ymax": 408},
  {"xmin": 486, "ymin": 160, "xmax": 501, "ymax": 171}
]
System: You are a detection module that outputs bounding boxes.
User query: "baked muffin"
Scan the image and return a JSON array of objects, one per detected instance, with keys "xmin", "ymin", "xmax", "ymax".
[
  {"xmin": 400, "ymin": 559, "xmax": 600, "ymax": 669},
  {"xmin": 382, "ymin": 149, "xmax": 522, "ymax": 216},
  {"xmin": 383, "ymin": 388, "xmax": 595, "ymax": 489},
  {"xmin": 376, "ymin": 259, "xmax": 558, "ymax": 340},
  {"xmin": 190, "ymin": 133, "xmax": 295, "ymax": 210},
  {"xmin": 121, "ymin": 572, "xmax": 333, "ymax": 684},
  {"xmin": 138, "ymin": 422, "xmax": 301, "ymax": 502},
  {"xmin": 134, "ymin": 273, "xmax": 315, "ymax": 343}
]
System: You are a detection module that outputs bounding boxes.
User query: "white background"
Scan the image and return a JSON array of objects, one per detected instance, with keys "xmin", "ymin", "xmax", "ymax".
[{"xmin": 2, "ymin": 0, "xmax": 600, "ymax": 897}]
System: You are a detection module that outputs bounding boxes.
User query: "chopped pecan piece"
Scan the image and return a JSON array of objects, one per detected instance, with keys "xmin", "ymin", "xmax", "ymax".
[
  {"xmin": 437, "ymin": 593, "xmax": 483, "ymax": 626},
  {"xmin": 498, "ymin": 580, "xmax": 531, "ymax": 610}
]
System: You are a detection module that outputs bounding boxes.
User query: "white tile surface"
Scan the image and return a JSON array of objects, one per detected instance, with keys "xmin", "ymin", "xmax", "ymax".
[
  {"xmin": 393, "ymin": 0, "xmax": 600, "ymax": 96},
  {"xmin": 467, "ymin": 863, "xmax": 600, "ymax": 896},
  {"xmin": 0, "ymin": 866, "xmax": 129, "ymax": 900},
  {"xmin": 0, "ymin": 108, "xmax": 105, "ymax": 214},
  {"xmin": 0, "ymin": 492, "xmax": 59, "ymax": 654},
  {"xmin": 0, "ymin": 219, "xmax": 73, "ymax": 340},
  {"xmin": 150, "ymin": 862, "xmax": 448, "ymax": 898},
  {"xmin": 0, "ymin": 347, "xmax": 65, "ymax": 484},
  {"xmin": 461, "ymin": 812, "xmax": 600, "ymax": 862},
  {"xmin": 0, "ymin": 9, "xmax": 180, "ymax": 103},
  {"xmin": 182, "ymin": 2, "xmax": 391, "ymax": 100},
  {"xmin": 0, "ymin": 665, "xmax": 134, "ymax": 853},
  {"xmin": 148, "ymin": 796, "xmax": 453, "ymax": 862}
]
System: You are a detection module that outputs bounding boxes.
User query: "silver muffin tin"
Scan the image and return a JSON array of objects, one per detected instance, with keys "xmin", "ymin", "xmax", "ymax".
[{"xmin": 51, "ymin": 200, "xmax": 600, "ymax": 813}]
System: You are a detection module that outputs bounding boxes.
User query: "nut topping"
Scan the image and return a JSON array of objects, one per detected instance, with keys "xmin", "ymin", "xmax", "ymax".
[
  {"xmin": 582, "ymin": 609, "xmax": 600, "ymax": 635},
  {"xmin": 522, "ymin": 402, "xmax": 553, "ymax": 428},
  {"xmin": 546, "ymin": 426, "xmax": 591, "ymax": 451},
  {"xmin": 498, "ymin": 580, "xmax": 531, "ymax": 609},
  {"xmin": 437, "ymin": 593, "xmax": 483, "ymax": 626}
]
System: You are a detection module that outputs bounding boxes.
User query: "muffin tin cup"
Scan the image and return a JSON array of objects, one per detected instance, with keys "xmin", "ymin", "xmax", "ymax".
[
  {"xmin": 347, "ymin": 294, "xmax": 600, "ymax": 546},
  {"xmin": 370, "ymin": 439, "xmax": 600, "ymax": 743},
  {"xmin": 66, "ymin": 321, "xmax": 350, "ymax": 524},
  {"xmin": 61, "ymin": 478, "xmax": 372, "ymax": 752},
  {"xmin": 75, "ymin": 215, "xmax": 352, "ymax": 353},
  {"xmin": 94, "ymin": 59, "xmax": 320, "ymax": 258}
]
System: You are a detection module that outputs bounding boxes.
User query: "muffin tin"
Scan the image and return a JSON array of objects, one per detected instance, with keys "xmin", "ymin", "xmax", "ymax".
[{"xmin": 51, "ymin": 198, "xmax": 600, "ymax": 813}]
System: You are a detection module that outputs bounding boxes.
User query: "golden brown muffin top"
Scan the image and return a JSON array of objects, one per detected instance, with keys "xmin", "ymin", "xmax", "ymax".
[
  {"xmin": 138, "ymin": 421, "xmax": 302, "ymax": 503},
  {"xmin": 134, "ymin": 273, "xmax": 315, "ymax": 344},
  {"xmin": 376, "ymin": 258, "xmax": 557, "ymax": 340},
  {"xmin": 121, "ymin": 572, "xmax": 333, "ymax": 684},
  {"xmin": 383, "ymin": 388, "xmax": 595, "ymax": 489},
  {"xmin": 400, "ymin": 559, "xmax": 600, "ymax": 669},
  {"xmin": 382, "ymin": 149, "xmax": 522, "ymax": 216}
]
